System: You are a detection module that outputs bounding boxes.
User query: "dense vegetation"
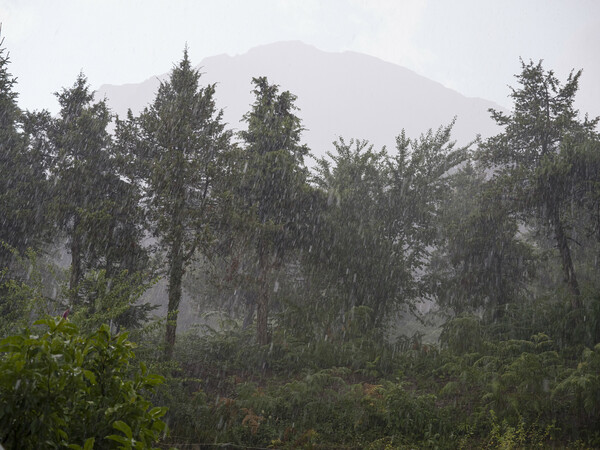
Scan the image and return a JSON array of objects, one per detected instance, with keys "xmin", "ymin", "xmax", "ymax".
[{"xmin": 2, "ymin": 29, "xmax": 600, "ymax": 448}]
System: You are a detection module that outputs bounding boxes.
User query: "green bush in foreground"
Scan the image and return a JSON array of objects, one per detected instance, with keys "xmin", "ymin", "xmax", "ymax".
[{"xmin": 0, "ymin": 317, "xmax": 167, "ymax": 449}]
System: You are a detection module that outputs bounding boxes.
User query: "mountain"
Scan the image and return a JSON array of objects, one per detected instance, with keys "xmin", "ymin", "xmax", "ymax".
[
  {"xmin": 96, "ymin": 41, "xmax": 503, "ymax": 162},
  {"xmin": 96, "ymin": 41, "xmax": 506, "ymax": 331}
]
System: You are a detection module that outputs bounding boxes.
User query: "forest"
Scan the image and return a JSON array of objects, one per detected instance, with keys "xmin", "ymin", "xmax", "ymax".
[{"xmin": 2, "ymin": 30, "xmax": 600, "ymax": 449}]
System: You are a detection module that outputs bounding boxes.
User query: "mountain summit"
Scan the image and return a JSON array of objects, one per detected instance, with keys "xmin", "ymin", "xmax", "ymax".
[{"xmin": 97, "ymin": 41, "xmax": 502, "ymax": 159}]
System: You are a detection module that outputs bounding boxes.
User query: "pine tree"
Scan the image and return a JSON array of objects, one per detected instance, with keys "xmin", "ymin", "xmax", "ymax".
[
  {"xmin": 0, "ymin": 30, "xmax": 49, "ymax": 266},
  {"xmin": 479, "ymin": 60, "xmax": 599, "ymax": 308},
  {"xmin": 237, "ymin": 77, "xmax": 309, "ymax": 345},
  {"xmin": 48, "ymin": 74, "xmax": 114, "ymax": 303},
  {"xmin": 42, "ymin": 73, "xmax": 148, "ymax": 318},
  {"xmin": 133, "ymin": 49, "xmax": 231, "ymax": 359}
]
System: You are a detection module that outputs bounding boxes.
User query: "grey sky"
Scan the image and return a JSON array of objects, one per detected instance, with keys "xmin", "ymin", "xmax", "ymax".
[{"xmin": 1, "ymin": 0, "xmax": 599, "ymax": 117}]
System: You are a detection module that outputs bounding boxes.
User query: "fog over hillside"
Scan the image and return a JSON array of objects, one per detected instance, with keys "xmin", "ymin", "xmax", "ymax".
[{"xmin": 97, "ymin": 41, "xmax": 504, "ymax": 161}]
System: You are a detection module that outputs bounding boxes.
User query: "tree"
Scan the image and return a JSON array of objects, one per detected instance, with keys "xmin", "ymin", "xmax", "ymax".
[
  {"xmin": 132, "ymin": 49, "xmax": 231, "ymax": 359},
  {"xmin": 38, "ymin": 74, "xmax": 151, "ymax": 332},
  {"xmin": 309, "ymin": 124, "xmax": 466, "ymax": 332},
  {"xmin": 431, "ymin": 161, "xmax": 535, "ymax": 316},
  {"xmin": 48, "ymin": 74, "xmax": 113, "ymax": 301},
  {"xmin": 386, "ymin": 124, "xmax": 467, "ymax": 310},
  {"xmin": 310, "ymin": 138, "xmax": 392, "ymax": 333},
  {"xmin": 479, "ymin": 60, "xmax": 599, "ymax": 308},
  {"xmin": 0, "ymin": 30, "xmax": 49, "ymax": 267},
  {"xmin": 236, "ymin": 77, "xmax": 310, "ymax": 345}
]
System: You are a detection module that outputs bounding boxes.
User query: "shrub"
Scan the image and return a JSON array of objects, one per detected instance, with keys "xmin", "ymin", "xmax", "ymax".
[{"xmin": 0, "ymin": 317, "xmax": 167, "ymax": 449}]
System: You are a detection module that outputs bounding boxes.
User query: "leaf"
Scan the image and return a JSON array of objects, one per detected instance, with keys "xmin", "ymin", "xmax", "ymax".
[
  {"xmin": 83, "ymin": 370, "xmax": 97, "ymax": 385},
  {"xmin": 148, "ymin": 406, "xmax": 167, "ymax": 419},
  {"xmin": 106, "ymin": 434, "xmax": 131, "ymax": 446},
  {"xmin": 83, "ymin": 437, "xmax": 95, "ymax": 450},
  {"xmin": 0, "ymin": 335, "xmax": 25, "ymax": 352},
  {"xmin": 69, "ymin": 437, "xmax": 95, "ymax": 450},
  {"xmin": 143, "ymin": 374, "xmax": 165, "ymax": 386},
  {"xmin": 113, "ymin": 420, "xmax": 133, "ymax": 439}
]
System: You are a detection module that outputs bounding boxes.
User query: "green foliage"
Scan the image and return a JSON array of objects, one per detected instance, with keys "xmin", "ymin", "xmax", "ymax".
[
  {"xmin": 480, "ymin": 288, "xmax": 600, "ymax": 350},
  {"xmin": 440, "ymin": 314, "xmax": 484, "ymax": 355},
  {"xmin": 231, "ymin": 76, "xmax": 311, "ymax": 344},
  {"xmin": 0, "ymin": 317, "xmax": 167, "ymax": 449},
  {"xmin": 438, "ymin": 327, "xmax": 571, "ymax": 442},
  {"xmin": 184, "ymin": 368, "xmax": 449, "ymax": 448},
  {"xmin": 478, "ymin": 59, "xmax": 600, "ymax": 307},
  {"xmin": 553, "ymin": 343, "xmax": 600, "ymax": 441},
  {"xmin": 484, "ymin": 411, "xmax": 557, "ymax": 449},
  {"xmin": 125, "ymin": 48, "xmax": 232, "ymax": 359},
  {"xmin": 432, "ymin": 162, "xmax": 536, "ymax": 315},
  {"xmin": 0, "ymin": 245, "xmax": 57, "ymax": 338},
  {"xmin": 71, "ymin": 269, "xmax": 158, "ymax": 333},
  {"xmin": 309, "ymin": 124, "xmax": 467, "ymax": 332},
  {"xmin": 0, "ymin": 31, "xmax": 50, "ymax": 266}
]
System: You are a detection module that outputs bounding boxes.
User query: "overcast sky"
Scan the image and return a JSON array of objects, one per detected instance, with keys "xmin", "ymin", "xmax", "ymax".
[{"xmin": 1, "ymin": 0, "xmax": 599, "ymax": 117}]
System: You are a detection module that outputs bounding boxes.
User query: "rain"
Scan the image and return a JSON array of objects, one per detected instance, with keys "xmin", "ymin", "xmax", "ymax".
[{"xmin": 1, "ymin": 2, "xmax": 600, "ymax": 448}]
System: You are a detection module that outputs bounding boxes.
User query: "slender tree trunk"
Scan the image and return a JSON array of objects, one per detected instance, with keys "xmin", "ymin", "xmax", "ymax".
[
  {"xmin": 242, "ymin": 291, "xmax": 257, "ymax": 330},
  {"xmin": 256, "ymin": 247, "xmax": 269, "ymax": 346},
  {"xmin": 491, "ymin": 252, "xmax": 506, "ymax": 320},
  {"xmin": 69, "ymin": 216, "xmax": 82, "ymax": 305},
  {"xmin": 164, "ymin": 224, "xmax": 184, "ymax": 361},
  {"xmin": 550, "ymin": 206, "xmax": 582, "ymax": 308}
]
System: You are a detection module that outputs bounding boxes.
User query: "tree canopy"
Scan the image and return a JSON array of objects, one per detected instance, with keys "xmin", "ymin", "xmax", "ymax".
[{"xmin": 2, "ymin": 35, "xmax": 600, "ymax": 448}]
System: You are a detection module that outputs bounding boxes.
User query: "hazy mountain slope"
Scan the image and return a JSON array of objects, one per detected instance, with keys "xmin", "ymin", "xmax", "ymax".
[{"xmin": 97, "ymin": 41, "xmax": 503, "ymax": 160}]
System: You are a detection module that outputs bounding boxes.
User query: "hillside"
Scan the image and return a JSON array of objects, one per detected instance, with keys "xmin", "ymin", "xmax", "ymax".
[{"xmin": 97, "ymin": 41, "xmax": 503, "ymax": 160}]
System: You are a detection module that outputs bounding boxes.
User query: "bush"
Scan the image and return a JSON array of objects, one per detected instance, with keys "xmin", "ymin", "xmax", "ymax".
[
  {"xmin": 553, "ymin": 342, "xmax": 600, "ymax": 443},
  {"xmin": 0, "ymin": 317, "xmax": 167, "ymax": 449}
]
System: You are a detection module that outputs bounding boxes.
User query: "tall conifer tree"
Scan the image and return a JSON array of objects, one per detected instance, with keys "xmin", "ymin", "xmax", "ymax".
[
  {"xmin": 134, "ymin": 49, "xmax": 231, "ymax": 359},
  {"xmin": 479, "ymin": 60, "xmax": 599, "ymax": 308},
  {"xmin": 0, "ymin": 30, "xmax": 49, "ymax": 266},
  {"xmin": 238, "ymin": 77, "xmax": 309, "ymax": 345}
]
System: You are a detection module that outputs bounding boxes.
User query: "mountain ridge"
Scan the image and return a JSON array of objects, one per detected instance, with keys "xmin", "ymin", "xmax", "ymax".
[{"xmin": 96, "ymin": 41, "xmax": 503, "ymax": 160}]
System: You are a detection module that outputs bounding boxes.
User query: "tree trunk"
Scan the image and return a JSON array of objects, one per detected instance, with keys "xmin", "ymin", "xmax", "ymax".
[
  {"xmin": 256, "ymin": 248, "xmax": 269, "ymax": 346},
  {"xmin": 69, "ymin": 216, "xmax": 82, "ymax": 305},
  {"xmin": 164, "ymin": 225, "xmax": 184, "ymax": 361},
  {"xmin": 242, "ymin": 291, "xmax": 257, "ymax": 330},
  {"xmin": 550, "ymin": 206, "xmax": 582, "ymax": 308}
]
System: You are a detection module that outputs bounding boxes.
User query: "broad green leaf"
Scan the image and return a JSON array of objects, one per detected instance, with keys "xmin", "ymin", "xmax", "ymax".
[
  {"xmin": 112, "ymin": 420, "xmax": 133, "ymax": 439},
  {"xmin": 106, "ymin": 434, "xmax": 131, "ymax": 445},
  {"xmin": 83, "ymin": 437, "xmax": 95, "ymax": 450}
]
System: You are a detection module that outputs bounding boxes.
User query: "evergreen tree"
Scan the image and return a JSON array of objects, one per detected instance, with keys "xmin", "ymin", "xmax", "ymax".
[
  {"xmin": 43, "ymin": 73, "xmax": 149, "ymax": 321},
  {"xmin": 237, "ymin": 77, "xmax": 310, "ymax": 345},
  {"xmin": 0, "ymin": 30, "xmax": 49, "ymax": 266},
  {"xmin": 479, "ymin": 60, "xmax": 599, "ymax": 308},
  {"xmin": 48, "ymin": 74, "xmax": 113, "ymax": 303},
  {"xmin": 133, "ymin": 49, "xmax": 231, "ymax": 359}
]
